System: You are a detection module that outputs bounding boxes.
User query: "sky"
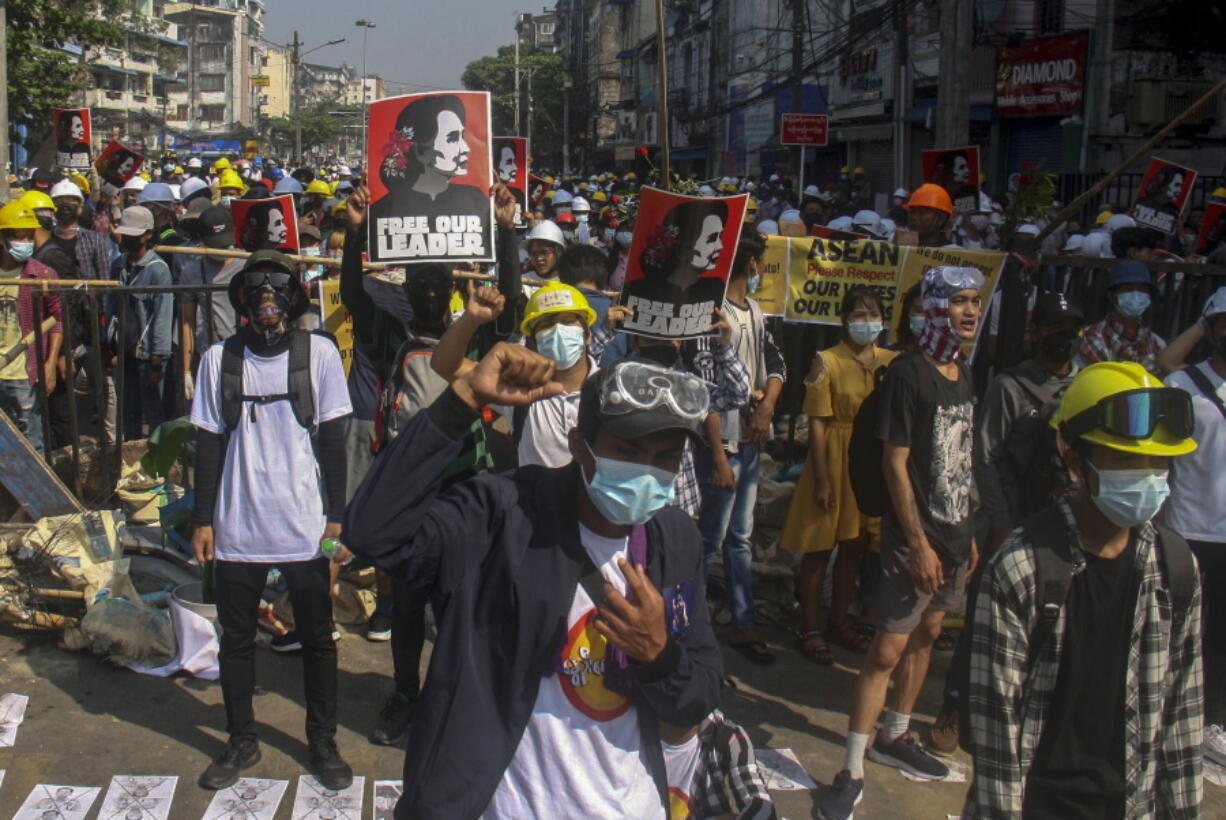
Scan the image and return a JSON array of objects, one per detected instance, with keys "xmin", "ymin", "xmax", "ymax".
[{"xmin": 262, "ymin": 0, "xmax": 529, "ymax": 95}]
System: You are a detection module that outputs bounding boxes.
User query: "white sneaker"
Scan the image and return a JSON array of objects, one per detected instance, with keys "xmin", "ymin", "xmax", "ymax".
[{"xmin": 1205, "ymin": 724, "xmax": 1226, "ymax": 767}]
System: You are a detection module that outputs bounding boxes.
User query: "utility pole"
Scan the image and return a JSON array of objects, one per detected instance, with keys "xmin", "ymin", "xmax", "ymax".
[
  {"xmin": 525, "ymin": 67, "xmax": 535, "ymax": 158},
  {"xmin": 292, "ymin": 30, "xmax": 301, "ymax": 163},
  {"xmin": 562, "ymin": 78, "xmax": 572, "ymax": 176},
  {"xmin": 935, "ymin": 0, "xmax": 971, "ymax": 147},
  {"xmin": 513, "ymin": 13, "xmax": 521, "ymax": 135},
  {"xmin": 791, "ymin": 0, "xmax": 804, "ymax": 186},
  {"xmin": 355, "ymin": 20, "xmax": 376, "ymax": 158},
  {"xmin": 0, "ymin": 0, "xmax": 9, "ymax": 200},
  {"xmin": 893, "ymin": 0, "xmax": 912, "ymax": 190},
  {"xmin": 1089, "ymin": 0, "xmax": 1115, "ymax": 172},
  {"xmin": 654, "ymin": 0, "xmax": 670, "ymax": 189}
]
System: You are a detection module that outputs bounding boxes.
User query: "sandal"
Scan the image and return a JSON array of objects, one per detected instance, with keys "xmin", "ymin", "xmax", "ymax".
[
  {"xmin": 795, "ymin": 629, "xmax": 834, "ymax": 666},
  {"xmin": 729, "ymin": 636, "xmax": 778, "ymax": 665},
  {"xmin": 850, "ymin": 621, "xmax": 876, "ymax": 639},
  {"xmin": 935, "ymin": 628, "xmax": 958, "ymax": 652},
  {"xmin": 827, "ymin": 621, "xmax": 873, "ymax": 653}
]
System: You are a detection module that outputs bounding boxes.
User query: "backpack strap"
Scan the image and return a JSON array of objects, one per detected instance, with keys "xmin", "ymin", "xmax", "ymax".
[
  {"xmin": 1020, "ymin": 506, "xmax": 1076, "ymax": 671},
  {"xmin": 1154, "ymin": 523, "xmax": 1197, "ymax": 629},
  {"xmin": 512, "ymin": 404, "xmax": 529, "ymax": 449},
  {"xmin": 1183, "ymin": 364, "xmax": 1226, "ymax": 423},
  {"xmin": 220, "ymin": 335, "xmax": 247, "ymax": 433},
  {"xmin": 220, "ymin": 332, "xmax": 316, "ymax": 432},
  {"xmin": 287, "ymin": 330, "xmax": 315, "ymax": 430}
]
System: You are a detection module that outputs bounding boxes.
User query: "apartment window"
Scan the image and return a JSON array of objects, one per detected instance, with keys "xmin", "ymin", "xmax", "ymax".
[
  {"xmin": 199, "ymin": 43, "xmax": 227, "ymax": 61},
  {"xmin": 200, "ymin": 104, "xmax": 226, "ymax": 121},
  {"xmin": 199, "ymin": 74, "xmax": 226, "ymax": 92},
  {"xmin": 1035, "ymin": 0, "xmax": 1065, "ymax": 34},
  {"xmin": 175, "ymin": 105, "xmax": 189, "ymax": 120}
]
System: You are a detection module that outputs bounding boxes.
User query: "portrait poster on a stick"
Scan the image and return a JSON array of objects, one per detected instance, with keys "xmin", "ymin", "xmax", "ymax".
[
  {"xmin": 921, "ymin": 145, "xmax": 981, "ymax": 215},
  {"xmin": 53, "ymin": 108, "xmax": 92, "ymax": 170},
  {"xmin": 618, "ymin": 187, "xmax": 749, "ymax": 339},
  {"xmin": 493, "ymin": 136, "xmax": 529, "ymax": 228},
  {"xmin": 94, "ymin": 141, "xmax": 144, "ymax": 185},
  {"xmin": 367, "ymin": 91, "xmax": 494, "ymax": 264},
  {"xmin": 230, "ymin": 194, "xmax": 300, "ymax": 253},
  {"xmin": 1131, "ymin": 157, "xmax": 1197, "ymax": 235}
]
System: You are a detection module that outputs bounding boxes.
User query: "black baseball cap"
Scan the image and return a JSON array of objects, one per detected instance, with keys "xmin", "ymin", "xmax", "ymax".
[
  {"xmin": 197, "ymin": 205, "xmax": 235, "ymax": 249},
  {"xmin": 579, "ymin": 359, "xmax": 709, "ymax": 446},
  {"xmin": 240, "ymin": 248, "xmax": 296, "ymax": 276},
  {"xmin": 1032, "ymin": 291, "xmax": 1085, "ymax": 325}
]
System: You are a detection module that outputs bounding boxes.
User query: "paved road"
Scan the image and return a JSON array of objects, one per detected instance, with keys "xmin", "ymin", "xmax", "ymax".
[{"xmin": 0, "ymin": 619, "xmax": 1220, "ymax": 819}]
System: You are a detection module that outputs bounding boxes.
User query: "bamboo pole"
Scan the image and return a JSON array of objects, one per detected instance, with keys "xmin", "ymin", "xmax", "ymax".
[{"xmin": 0, "ymin": 316, "xmax": 56, "ymax": 370}]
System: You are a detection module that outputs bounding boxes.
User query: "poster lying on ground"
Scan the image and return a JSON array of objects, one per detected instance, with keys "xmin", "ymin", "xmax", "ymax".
[
  {"xmin": 94, "ymin": 141, "xmax": 144, "ymax": 185},
  {"xmin": 1131, "ymin": 157, "xmax": 1197, "ymax": 235},
  {"xmin": 493, "ymin": 136, "xmax": 529, "ymax": 228},
  {"xmin": 922, "ymin": 145, "xmax": 981, "ymax": 214},
  {"xmin": 618, "ymin": 186, "xmax": 750, "ymax": 339},
  {"xmin": 230, "ymin": 194, "xmax": 300, "ymax": 253},
  {"xmin": 1196, "ymin": 202, "xmax": 1226, "ymax": 257},
  {"xmin": 366, "ymin": 90, "xmax": 494, "ymax": 264},
  {"xmin": 53, "ymin": 108, "xmax": 92, "ymax": 170}
]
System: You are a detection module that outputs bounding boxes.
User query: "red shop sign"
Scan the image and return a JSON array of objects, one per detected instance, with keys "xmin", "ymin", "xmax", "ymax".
[{"xmin": 995, "ymin": 31, "xmax": 1088, "ymax": 117}]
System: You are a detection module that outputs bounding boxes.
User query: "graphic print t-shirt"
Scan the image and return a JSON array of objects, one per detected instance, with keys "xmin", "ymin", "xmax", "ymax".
[
  {"xmin": 662, "ymin": 734, "xmax": 702, "ymax": 820},
  {"xmin": 876, "ymin": 350, "xmax": 976, "ymax": 563},
  {"xmin": 482, "ymin": 524, "xmax": 664, "ymax": 820}
]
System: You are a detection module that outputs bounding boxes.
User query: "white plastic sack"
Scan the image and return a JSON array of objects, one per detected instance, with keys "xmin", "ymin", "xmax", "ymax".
[{"xmin": 128, "ymin": 597, "xmax": 219, "ymax": 680}]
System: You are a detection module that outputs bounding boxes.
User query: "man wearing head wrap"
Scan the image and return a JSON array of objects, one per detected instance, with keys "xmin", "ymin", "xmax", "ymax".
[{"xmin": 819, "ymin": 266, "xmax": 984, "ymax": 819}]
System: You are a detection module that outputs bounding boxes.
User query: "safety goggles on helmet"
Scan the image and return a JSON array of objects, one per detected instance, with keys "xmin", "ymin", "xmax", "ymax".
[
  {"xmin": 600, "ymin": 361, "xmax": 709, "ymax": 421},
  {"xmin": 243, "ymin": 270, "xmax": 293, "ymax": 289},
  {"xmin": 1062, "ymin": 387, "xmax": 1194, "ymax": 443}
]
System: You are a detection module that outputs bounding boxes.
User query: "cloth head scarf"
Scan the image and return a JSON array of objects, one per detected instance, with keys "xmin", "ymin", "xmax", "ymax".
[{"xmin": 918, "ymin": 266, "xmax": 984, "ymax": 363}]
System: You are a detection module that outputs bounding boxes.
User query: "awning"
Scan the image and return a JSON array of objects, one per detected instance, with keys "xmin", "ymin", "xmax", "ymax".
[
  {"xmin": 832, "ymin": 123, "xmax": 894, "ymax": 142},
  {"xmin": 92, "ymin": 63, "xmax": 139, "ymax": 76},
  {"xmin": 616, "ymin": 49, "xmax": 636, "ymax": 60},
  {"xmin": 670, "ymin": 148, "xmax": 707, "ymax": 160},
  {"xmin": 154, "ymin": 74, "xmax": 186, "ymax": 84}
]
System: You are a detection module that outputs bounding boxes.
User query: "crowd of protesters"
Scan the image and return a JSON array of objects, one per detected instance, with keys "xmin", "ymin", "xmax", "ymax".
[{"xmin": 0, "ymin": 154, "xmax": 1222, "ymax": 820}]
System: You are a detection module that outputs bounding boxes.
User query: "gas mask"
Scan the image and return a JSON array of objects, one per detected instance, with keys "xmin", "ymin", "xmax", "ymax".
[
  {"xmin": 242, "ymin": 270, "xmax": 296, "ymax": 347},
  {"xmin": 55, "ymin": 203, "xmax": 79, "ymax": 227}
]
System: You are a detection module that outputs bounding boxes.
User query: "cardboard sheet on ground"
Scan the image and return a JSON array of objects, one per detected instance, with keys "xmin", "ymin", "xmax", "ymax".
[
  {"xmin": 99, "ymin": 775, "xmax": 178, "ymax": 820},
  {"xmin": 0, "ymin": 692, "xmax": 29, "ymax": 746},
  {"xmin": 14, "ymin": 785, "xmax": 101, "ymax": 820},
  {"xmin": 202, "ymin": 777, "xmax": 287, "ymax": 820},
  {"xmin": 366, "ymin": 91, "xmax": 494, "ymax": 264},
  {"xmin": 318, "ymin": 280, "xmax": 355, "ymax": 378},
  {"xmin": 372, "ymin": 780, "xmax": 402, "ymax": 820},
  {"xmin": 290, "ymin": 775, "xmax": 364, "ymax": 819},
  {"xmin": 1130, "ymin": 157, "xmax": 1197, "ymax": 235},
  {"xmin": 619, "ymin": 187, "xmax": 750, "ymax": 339},
  {"xmin": 754, "ymin": 747, "xmax": 818, "ymax": 791}
]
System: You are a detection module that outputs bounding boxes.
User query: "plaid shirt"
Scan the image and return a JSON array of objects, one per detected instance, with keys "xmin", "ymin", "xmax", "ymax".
[
  {"xmin": 688, "ymin": 710, "xmax": 777, "ymax": 820},
  {"xmin": 1077, "ymin": 313, "xmax": 1165, "ymax": 375},
  {"xmin": 963, "ymin": 499, "xmax": 1203, "ymax": 819},
  {"xmin": 71, "ymin": 225, "xmax": 111, "ymax": 281}
]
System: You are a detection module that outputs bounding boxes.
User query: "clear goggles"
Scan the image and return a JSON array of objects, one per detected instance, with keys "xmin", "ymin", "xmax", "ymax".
[{"xmin": 600, "ymin": 360, "xmax": 710, "ymax": 421}]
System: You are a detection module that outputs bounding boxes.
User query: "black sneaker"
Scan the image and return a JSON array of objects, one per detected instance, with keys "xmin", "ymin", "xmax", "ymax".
[
  {"xmin": 369, "ymin": 693, "xmax": 415, "ymax": 746},
  {"xmin": 817, "ymin": 769, "xmax": 863, "ymax": 820},
  {"xmin": 865, "ymin": 731, "xmax": 949, "ymax": 780},
  {"xmin": 367, "ymin": 612, "xmax": 393, "ymax": 642},
  {"xmin": 271, "ymin": 632, "xmax": 302, "ymax": 653},
  {"xmin": 198, "ymin": 737, "xmax": 261, "ymax": 790},
  {"xmin": 308, "ymin": 737, "xmax": 353, "ymax": 791}
]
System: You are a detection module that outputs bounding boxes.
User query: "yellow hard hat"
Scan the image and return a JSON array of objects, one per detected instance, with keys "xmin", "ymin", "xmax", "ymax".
[
  {"xmin": 746, "ymin": 197, "xmax": 758, "ymax": 211},
  {"xmin": 854, "ymin": 166, "xmax": 865, "ymax": 175},
  {"xmin": 213, "ymin": 157, "xmax": 231, "ymax": 173},
  {"xmin": 519, "ymin": 281, "xmax": 597, "ymax": 336},
  {"xmin": 305, "ymin": 179, "xmax": 331, "ymax": 196},
  {"xmin": 329, "ymin": 180, "xmax": 340, "ymax": 196},
  {"xmin": 138, "ymin": 172, "xmax": 151, "ymax": 182},
  {"xmin": 626, "ymin": 172, "xmax": 637, "ymax": 180},
  {"xmin": 840, "ymin": 166, "xmax": 850, "ymax": 174},
  {"xmin": 68, "ymin": 172, "xmax": 91, "ymax": 194},
  {"xmin": 18, "ymin": 190, "xmax": 55, "ymax": 213},
  {"xmin": 217, "ymin": 169, "xmax": 246, "ymax": 193},
  {"xmin": 1094, "ymin": 209, "xmax": 1114, "ymax": 227},
  {"xmin": 0, "ymin": 200, "xmax": 40, "ymax": 231},
  {"xmin": 1049, "ymin": 362, "xmax": 1196, "ymax": 457},
  {"xmin": 1212, "ymin": 187, "xmax": 1226, "ymax": 199},
  {"xmin": 174, "ymin": 166, "xmax": 185, "ymax": 175},
  {"xmin": 331, "ymin": 199, "xmax": 348, "ymax": 215},
  {"xmin": 591, "ymin": 190, "xmax": 608, "ymax": 203},
  {"xmin": 544, "ymin": 190, "xmax": 556, "ymax": 200}
]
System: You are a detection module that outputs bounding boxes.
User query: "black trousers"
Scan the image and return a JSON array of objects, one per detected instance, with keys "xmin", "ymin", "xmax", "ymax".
[
  {"xmin": 391, "ymin": 580, "xmax": 427, "ymax": 699},
  {"xmin": 215, "ymin": 557, "xmax": 337, "ymax": 741},
  {"xmin": 1191, "ymin": 540, "xmax": 1226, "ymax": 725}
]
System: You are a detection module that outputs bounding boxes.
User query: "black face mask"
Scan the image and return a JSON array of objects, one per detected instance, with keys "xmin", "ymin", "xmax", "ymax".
[
  {"xmin": 55, "ymin": 204, "xmax": 79, "ymax": 226},
  {"xmin": 243, "ymin": 286, "xmax": 294, "ymax": 347},
  {"xmin": 120, "ymin": 235, "xmax": 145, "ymax": 255},
  {"xmin": 636, "ymin": 344, "xmax": 680, "ymax": 368},
  {"xmin": 1039, "ymin": 328, "xmax": 1078, "ymax": 364}
]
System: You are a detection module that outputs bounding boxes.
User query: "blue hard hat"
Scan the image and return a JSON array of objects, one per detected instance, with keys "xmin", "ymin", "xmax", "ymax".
[
  {"xmin": 268, "ymin": 167, "xmax": 285, "ymax": 181},
  {"xmin": 137, "ymin": 182, "xmax": 176, "ymax": 205},
  {"xmin": 1107, "ymin": 259, "xmax": 1152, "ymax": 289},
  {"xmin": 273, "ymin": 176, "xmax": 303, "ymax": 195}
]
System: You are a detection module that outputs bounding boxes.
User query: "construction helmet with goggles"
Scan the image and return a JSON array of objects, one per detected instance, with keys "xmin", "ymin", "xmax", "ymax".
[{"xmin": 1051, "ymin": 361, "xmax": 1196, "ymax": 457}]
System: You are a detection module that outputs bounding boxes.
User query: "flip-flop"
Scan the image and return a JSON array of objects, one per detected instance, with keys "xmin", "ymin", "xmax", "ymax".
[
  {"xmin": 795, "ymin": 629, "xmax": 834, "ymax": 665},
  {"xmin": 729, "ymin": 637, "xmax": 777, "ymax": 665}
]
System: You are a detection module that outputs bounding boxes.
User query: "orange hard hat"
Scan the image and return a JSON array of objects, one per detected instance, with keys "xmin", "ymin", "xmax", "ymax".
[{"xmin": 905, "ymin": 183, "xmax": 954, "ymax": 216}]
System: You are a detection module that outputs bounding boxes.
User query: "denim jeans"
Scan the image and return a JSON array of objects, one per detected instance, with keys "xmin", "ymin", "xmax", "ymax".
[
  {"xmin": 697, "ymin": 443, "xmax": 761, "ymax": 631},
  {"xmin": 0, "ymin": 379, "xmax": 44, "ymax": 454},
  {"xmin": 122, "ymin": 357, "xmax": 165, "ymax": 440}
]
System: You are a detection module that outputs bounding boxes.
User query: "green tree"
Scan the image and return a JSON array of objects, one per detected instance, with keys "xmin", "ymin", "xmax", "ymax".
[
  {"xmin": 461, "ymin": 45, "xmax": 567, "ymax": 168},
  {"xmin": 266, "ymin": 100, "xmax": 347, "ymax": 157},
  {"xmin": 6, "ymin": 0, "xmax": 155, "ymax": 144}
]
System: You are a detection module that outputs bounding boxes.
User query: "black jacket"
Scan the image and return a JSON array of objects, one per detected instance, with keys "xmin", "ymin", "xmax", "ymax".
[{"xmin": 345, "ymin": 388, "xmax": 723, "ymax": 819}]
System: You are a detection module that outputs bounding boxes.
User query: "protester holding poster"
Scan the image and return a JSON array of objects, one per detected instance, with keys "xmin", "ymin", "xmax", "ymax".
[
  {"xmin": 367, "ymin": 91, "xmax": 493, "ymax": 264},
  {"xmin": 922, "ymin": 147, "xmax": 980, "ymax": 215},
  {"xmin": 95, "ymin": 141, "xmax": 144, "ymax": 186},
  {"xmin": 493, "ymin": 137, "xmax": 528, "ymax": 228},
  {"xmin": 620, "ymin": 188, "xmax": 749, "ymax": 340},
  {"xmin": 1197, "ymin": 202, "xmax": 1226, "ymax": 259},
  {"xmin": 1131, "ymin": 158, "xmax": 1197, "ymax": 234},
  {"xmin": 232, "ymin": 194, "xmax": 300, "ymax": 254},
  {"xmin": 54, "ymin": 108, "xmax": 91, "ymax": 170}
]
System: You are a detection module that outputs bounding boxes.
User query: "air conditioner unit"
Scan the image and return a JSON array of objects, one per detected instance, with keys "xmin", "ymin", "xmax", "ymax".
[{"xmin": 1128, "ymin": 78, "xmax": 1216, "ymax": 129}]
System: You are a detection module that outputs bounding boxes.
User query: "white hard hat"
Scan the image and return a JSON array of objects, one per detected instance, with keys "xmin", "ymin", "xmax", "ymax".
[
  {"xmin": 1203, "ymin": 286, "xmax": 1226, "ymax": 319},
  {"xmin": 744, "ymin": 181, "xmax": 755, "ymax": 191},
  {"xmin": 756, "ymin": 219, "xmax": 779, "ymax": 235},
  {"xmin": 803, "ymin": 184, "xmax": 820, "ymax": 198},
  {"xmin": 1105, "ymin": 213, "xmax": 1136, "ymax": 233},
  {"xmin": 526, "ymin": 219, "xmax": 566, "ymax": 248},
  {"xmin": 698, "ymin": 185, "xmax": 717, "ymax": 197},
  {"xmin": 179, "ymin": 176, "xmax": 210, "ymax": 202},
  {"xmin": 879, "ymin": 217, "xmax": 897, "ymax": 241},
  {"xmin": 122, "ymin": 176, "xmax": 148, "ymax": 191},
  {"xmin": 339, "ymin": 165, "xmax": 352, "ymax": 175},
  {"xmin": 552, "ymin": 189, "xmax": 573, "ymax": 206},
  {"xmin": 1015, "ymin": 223, "xmax": 1041, "ymax": 236},
  {"xmin": 168, "ymin": 183, "xmax": 181, "ymax": 201},
  {"xmin": 893, "ymin": 187, "xmax": 910, "ymax": 199},
  {"xmin": 186, "ymin": 157, "xmax": 203, "ymax": 169},
  {"xmin": 828, "ymin": 215, "xmax": 854, "ymax": 232},
  {"xmin": 49, "ymin": 179, "xmax": 84, "ymax": 201},
  {"xmin": 571, "ymin": 196, "xmax": 591, "ymax": 212},
  {"xmin": 779, "ymin": 208, "xmax": 803, "ymax": 223},
  {"xmin": 769, "ymin": 174, "xmax": 781, "ymax": 182},
  {"xmin": 1080, "ymin": 232, "xmax": 1108, "ymax": 258},
  {"xmin": 852, "ymin": 209, "xmax": 882, "ymax": 236},
  {"xmin": 1062, "ymin": 233, "xmax": 1085, "ymax": 252}
]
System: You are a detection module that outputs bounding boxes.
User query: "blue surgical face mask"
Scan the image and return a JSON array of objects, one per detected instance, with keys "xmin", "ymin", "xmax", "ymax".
[
  {"xmin": 601, "ymin": 227, "xmax": 616, "ymax": 243},
  {"xmin": 909, "ymin": 315, "xmax": 926, "ymax": 336},
  {"xmin": 576, "ymin": 213, "xmax": 589, "ymax": 224},
  {"xmin": 615, "ymin": 231, "xmax": 634, "ymax": 248},
  {"xmin": 1088, "ymin": 463, "xmax": 1169, "ymax": 528},
  {"xmin": 747, "ymin": 274, "xmax": 761, "ymax": 294},
  {"xmin": 6, "ymin": 241, "xmax": 34, "ymax": 263},
  {"xmin": 848, "ymin": 320, "xmax": 883, "ymax": 346},
  {"xmin": 1116, "ymin": 290, "xmax": 1151, "ymax": 318},
  {"xmin": 582, "ymin": 440, "xmax": 678, "ymax": 526},
  {"xmin": 219, "ymin": 196, "xmax": 233, "ymax": 209},
  {"xmin": 535, "ymin": 323, "xmax": 586, "ymax": 369}
]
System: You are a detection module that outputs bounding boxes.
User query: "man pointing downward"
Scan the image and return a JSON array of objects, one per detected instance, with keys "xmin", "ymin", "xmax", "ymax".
[{"xmin": 345, "ymin": 346, "xmax": 722, "ymax": 819}]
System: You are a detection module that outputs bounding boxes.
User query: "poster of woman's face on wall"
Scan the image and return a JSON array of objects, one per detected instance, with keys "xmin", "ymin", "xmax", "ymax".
[
  {"xmin": 366, "ymin": 91, "xmax": 494, "ymax": 264},
  {"xmin": 231, "ymin": 194, "xmax": 300, "ymax": 253}
]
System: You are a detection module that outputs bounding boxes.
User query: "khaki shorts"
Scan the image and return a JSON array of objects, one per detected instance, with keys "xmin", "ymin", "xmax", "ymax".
[{"xmin": 876, "ymin": 535, "xmax": 968, "ymax": 635}]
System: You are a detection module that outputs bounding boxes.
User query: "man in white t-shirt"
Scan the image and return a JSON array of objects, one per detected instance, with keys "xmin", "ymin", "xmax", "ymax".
[
  {"xmin": 189, "ymin": 250, "xmax": 354, "ymax": 792},
  {"xmin": 1162, "ymin": 286, "xmax": 1226, "ymax": 763}
]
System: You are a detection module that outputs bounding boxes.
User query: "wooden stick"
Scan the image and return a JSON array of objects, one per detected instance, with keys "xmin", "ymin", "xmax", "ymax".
[
  {"xmin": 0, "ymin": 316, "xmax": 56, "ymax": 369},
  {"xmin": 1036, "ymin": 78, "xmax": 1226, "ymax": 244},
  {"xmin": 27, "ymin": 588, "xmax": 86, "ymax": 600}
]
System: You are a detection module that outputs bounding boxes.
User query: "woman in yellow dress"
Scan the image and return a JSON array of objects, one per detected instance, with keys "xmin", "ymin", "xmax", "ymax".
[{"xmin": 782, "ymin": 286, "xmax": 897, "ymax": 663}]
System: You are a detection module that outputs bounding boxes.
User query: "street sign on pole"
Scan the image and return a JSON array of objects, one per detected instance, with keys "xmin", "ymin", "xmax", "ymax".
[
  {"xmin": 251, "ymin": 75, "xmax": 271, "ymax": 87},
  {"xmin": 780, "ymin": 113, "xmax": 829, "ymax": 147}
]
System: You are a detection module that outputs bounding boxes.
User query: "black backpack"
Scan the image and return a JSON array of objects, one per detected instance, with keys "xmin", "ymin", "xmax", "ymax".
[
  {"xmin": 220, "ymin": 331, "xmax": 315, "ymax": 431},
  {"xmin": 957, "ymin": 505, "xmax": 1197, "ymax": 756},
  {"xmin": 1002, "ymin": 368, "xmax": 1072, "ymax": 519},
  {"xmin": 847, "ymin": 356, "xmax": 904, "ymax": 517}
]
